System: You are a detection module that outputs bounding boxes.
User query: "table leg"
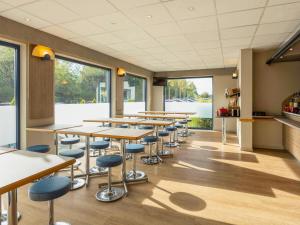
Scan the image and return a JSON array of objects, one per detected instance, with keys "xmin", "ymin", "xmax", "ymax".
[
  {"xmin": 7, "ymin": 190, "xmax": 17, "ymax": 225},
  {"xmin": 85, "ymin": 136, "xmax": 90, "ymax": 186},
  {"xmin": 54, "ymin": 133, "xmax": 58, "ymax": 155},
  {"xmin": 222, "ymin": 118, "xmax": 227, "ymax": 144}
]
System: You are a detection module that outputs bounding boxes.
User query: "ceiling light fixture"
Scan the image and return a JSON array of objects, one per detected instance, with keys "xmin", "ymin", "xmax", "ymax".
[
  {"xmin": 24, "ymin": 17, "xmax": 31, "ymax": 22},
  {"xmin": 188, "ymin": 6, "xmax": 195, "ymax": 11},
  {"xmin": 289, "ymin": 48, "xmax": 293, "ymax": 51},
  {"xmin": 32, "ymin": 45, "xmax": 55, "ymax": 60},
  {"xmin": 146, "ymin": 15, "xmax": 152, "ymax": 19},
  {"xmin": 117, "ymin": 68, "xmax": 126, "ymax": 77}
]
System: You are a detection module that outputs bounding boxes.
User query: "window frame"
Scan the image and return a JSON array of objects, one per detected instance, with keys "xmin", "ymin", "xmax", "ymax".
[
  {"xmin": 0, "ymin": 40, "xmax": 21, "ymax": 148},
  {"xmin": 163, "ymin": 76, "xmax": 214, "ymax": 130},
  {"xmin": 123, "ymin": 73, "xmax": 147, "ymax": 111},
  {"xmin": 54, "ymin": 55, "xmax": 112, "ymax": 117}
]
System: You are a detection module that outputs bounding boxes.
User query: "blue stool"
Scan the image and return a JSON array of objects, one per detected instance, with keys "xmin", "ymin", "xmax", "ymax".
[
  {"xmin": 175, "ymin": 123, "xmax": 185, "ymax": 143},
  {"xmin": 29, "ymin": 176, "xmax": 71, "ymax": 225},
  {"xmin": 95, "ymin": 155, "xmax": 125, "ymax": 202},
  {"xmin": 27, "ymin": 145, "xmax": 50, "ymax": 153},
  {"xmin": 164, "ymin": 126, "xmax": 179, "ymax": 148},
  {"xmin": 59, "ymin": 149, "xmax": 85, "ymax": 190},
  {"xmin": 158, "ymin": 131, "xmax": 173, "ymax": 157},
  {"xmin": 179, "ymin": 120, "xmax": 188, "ymax": 137},
  {"xmin": 61, "ymin": 137, "xmax": 80, "ymax": 150},
  {"xmin": 89, "ymin": 141, "xmax": 110, "ymax": 174},
  {"xmin": 140, "ymin": 136, "xmax": 161, "ymax": 165},
  {"xmin": 139, "ymin": 125, "xmax": 154, "ymax": 130},
  {"xmin": 118, "ymin": 124, "xmax": 129, "ymax": 128},
  {"xmin": 126, "ymin": 144, "xmax": 147, "ymax": 181}
]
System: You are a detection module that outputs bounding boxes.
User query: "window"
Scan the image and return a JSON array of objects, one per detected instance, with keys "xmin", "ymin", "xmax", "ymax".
[
  {"xmin": 123, "ymin": 74, "xmax": 147, "ymax": 114},
  {"xmin": 164, "ymin": 77, "xmax": 213, "ymax": 129},
  {"xmin": 55, "ymin": 57, "xmax": 111, "ymax": 123},
  {"xmin": 0, "ymin": 41, "xmax": 20, "ymax": 148}
]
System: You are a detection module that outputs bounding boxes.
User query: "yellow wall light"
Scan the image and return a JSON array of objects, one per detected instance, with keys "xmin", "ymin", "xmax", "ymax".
[
  {"xmin": 117, "ymin": 67, "xmax": 126, "ymax": 77},
  {"xmin": 32, "ymin": 45, "xmax": 55, "ymax": 60}
]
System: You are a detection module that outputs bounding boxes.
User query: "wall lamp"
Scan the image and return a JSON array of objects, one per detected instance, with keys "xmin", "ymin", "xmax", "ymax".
[
  {"xmin": 117, "ymin": 67, "xmax": 126, "ymax": 77},
  {"xmin": 32, "ymin": 45, "xmax": 55, "ymax": 60}
]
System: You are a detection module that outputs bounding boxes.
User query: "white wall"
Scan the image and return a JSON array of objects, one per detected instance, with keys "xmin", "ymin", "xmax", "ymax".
[
  {"xmin": 151, "ymin": 86, "xmax": 164, "ymax": 111},
  {"xmin": 213, "ymin": 75, "xmax": 237, "ymax": 132}
]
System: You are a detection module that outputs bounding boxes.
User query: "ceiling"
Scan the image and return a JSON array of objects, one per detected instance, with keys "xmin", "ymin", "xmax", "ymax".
[{"xmin": 0, "ymin": 0, "xmax": 300, "ymax": 72}]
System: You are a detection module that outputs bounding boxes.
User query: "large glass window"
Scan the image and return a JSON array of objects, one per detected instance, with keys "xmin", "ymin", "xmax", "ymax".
[
  {"xmin": 123, "ymin": 74, "xmax": 147, "ymax": 114},
  {"xmin": 55, "ymin": 57, "xmax": 111, "ymax": 123},
  {"xmin": 0, "ymin": 41, "xmax": 20, "ymax": 148},
  {"xmin": 164, "ymin": 77, "xmax": 213, "ymax": 129}
]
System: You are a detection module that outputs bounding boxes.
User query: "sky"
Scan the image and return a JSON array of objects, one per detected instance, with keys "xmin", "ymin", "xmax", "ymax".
[{"xmin": 186, "ymin": 78, "xmax": 212, "ymax": 95}]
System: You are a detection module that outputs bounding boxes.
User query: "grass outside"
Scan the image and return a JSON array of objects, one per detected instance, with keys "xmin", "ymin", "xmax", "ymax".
[{"xmin": 188, "ymin": 117, "xmax": 213, "ymax": 130}]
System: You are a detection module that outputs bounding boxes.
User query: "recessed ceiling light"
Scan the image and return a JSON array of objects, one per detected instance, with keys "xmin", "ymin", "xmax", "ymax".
[
  {"xmin": 188, "ymin": 6, "xmax": 195, "ymax": 11},
  {"xmin": 24, "ymin": 17, "xmax": 31, "ymax": 22},
  {"xmin": 111, "ymin": 22, "xmax": 117, "ymax": 25},
  {"xmin": 146, "ymin": 15, "xmax": 152, "ymax": 19},
  {"xmin": 289, "ymin": 48, "xmax": 293, "ymax": 51}
]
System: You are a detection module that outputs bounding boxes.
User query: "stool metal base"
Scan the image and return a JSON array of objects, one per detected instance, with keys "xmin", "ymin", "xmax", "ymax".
[
  {"xmin": 95, "ymin": 187, "xmax": 125, "ymax": 202},
  {"xmin": 1, "ymin": 210, "xmax": 21, "ymax": 225},
  {"xmin": 71, "ymin": 178, "xmax": 85, "ymax": 190},
  {"xmin": 158, "ymin": 150, "xmax": 173, "ymax": 157},
  {"xmin": 126, "ymin": 170, "xmax": 146, "ymax": 181},
  {"xmin": 140, "ymin": 156, "xmax": 160, "ymax": 165},
  {"xmin": 53, "ymin": 222, "xmax": 71, "ymax": 225},
  {"xmin": 89, "ymin": 167, "xmax": 108, "ymax": 175},
  {"xmin": 163, "ymin": 142, "xmax": 180, "ymax": 148},
  {"xmin": 89, "ymin": 149, "xmax": 99, "ymax": 157}
]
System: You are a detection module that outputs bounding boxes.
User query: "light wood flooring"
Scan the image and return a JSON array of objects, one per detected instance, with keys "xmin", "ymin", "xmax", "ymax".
[{"xmin": 6, "ymin": 131, "xmax": 300, "ymax": 225}]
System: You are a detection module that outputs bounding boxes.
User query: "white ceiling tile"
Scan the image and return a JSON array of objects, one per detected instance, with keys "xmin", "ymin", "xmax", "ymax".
[
  {"xmin": 69, "ymin": 36, "xmax": 94, "ymax": 46},
  {"xmin": 216, "ymin": 0, "xmax": 266, "ymax": 14},
  {"xmin": 178, "ymin": 16, "xmax": 218, "ymax": 33},
  {"xmin": 224, "ymin": 57, "xmax": 238, "ymax": 66},
  {"xmin": 167, "ymin": 43, "xmax": 194, "ymax": 52},
  {"xmin": 261, "ymin": 2, "xmax": 300, "ymax": 23},
  {"xmin": 220, "ymin": 26, "xmax": 257, "ymax": 39},
  {"xmin": 164, "ymin": 0, "xmax": 215, "ymax": 21},
  {"xmin": 196, "ymin": 48, "xmax": 222, "ymax": 56},
  {"xmin": 1, "ymin": 8, "xmax": 51, "ymax": 29},
  {"xmin": 56, "ymin": 0, "xmax": 117, "ymax": 17},
  {"xmin": 251, "ymin": 42, "xmax": 280, "ymax": 49},
  {"xmin": 107, "ymin": 42, "xmax": 134, "ymax": 51},
  {"xmin": 193, "ymin": 40, "xmax": 221, "ymax": 50},
  {"xmin": 222, "ymin": 47, "xmax": 241, "ymax": 57},
  {"xmin": 20, "ymin": 0, "xmax": 80, "ymax": 24},
  {"xmin": 109, "ymin": 0, "xmax": 159, "ymax": 10},
  {"xmin": 257, "ymin": 20, "xmax": 300, "ymax": 35},
  {"xmin": 111, "ymin": 28, "xmax": 150, "ymax": 41},
  {"xmin": 218, "ymin": 8, "xmax": 263, "ymax": 29},
  {"xmin": 88, "ymin": 12, "xmax": 137, "ymax": 32},
  {"xmin": 144, "ymin": 22, "xmax": 182, "ymax": 37},
  {"xmin": 144, "ymin": 46, "xmax": 169, "ymax": 55},
  {"xmin": 253, "ymin": 32, "xmax": 290, "ymax": 44},
  {"xmin": 156, "ymin": 35, "xmax": 189, "ymax": 46},
  {"xmin": 0, "ymin": 1, "xmax": 12, "ymax": 12},
  {"xmin": 184, "ymin": 30, "xmax": 219, "ymax": 42},
  {"xmin": 88, "ymin": 33, "xmax": 122, "ymax": 45},
  {"xmin": 268, "ymin": 0, "xmax": 300, "ymax": 6},
  {"xmin": 1, "ymin": 0, "xmax": 35, "ymax": 6},
  {"xmin": 124, "ymin": 4, "xmax": 173, "ymax": 26},
  {"xmin": 131, "ymin": 38, "xmax": 160, "ymax": 48},
  {"xmin": 60, "ymin": 20, "xmax": 105, "ymax": 36},
  {"xmin": 222, "ymin": 37, "xmax": 252, "ymax": 47},
  {"xmin": 42, "ymin": 25, "xmax": 78, "ymax": 39}
]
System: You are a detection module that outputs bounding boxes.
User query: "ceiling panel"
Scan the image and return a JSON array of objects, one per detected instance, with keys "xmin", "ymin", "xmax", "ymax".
[
  {"xmin": 256, "ymin": 20, "xmax": 300, "ymax": 35},
  {"xmin": 56, "ymin": 0, "xmax": 117, "ymax": 18},
  {"xmin": 0, "ymin": 1, "xmax": 12, "ymax": 12},
  {"xmin": 88, "ymin": 12, "xmax": 137, "ymax": 31},
  {"xmin": 252, "ymin": 32, "xmax": 290, "ymax": 44},
  {"xmin": 1, "ymin": 8, "xmax": 51, "ymax": 29},
  {"xmin": 222, "ymin": 37, "xmax": 252, "ymax": 47},
  {"xmin": 20, "ymin": 0, "xmax": 80, "ymax": 24},
  {"xmin": 144, "ymin": 22, "xmax": 182, "ymax": 37},
  {"xmin": 216, "ymin": 0, "xmax": 266, "ymax": 14},
  {"xmin": 42, "ymin": 25, "xmax": 78, "ymax": 39},
  {"xmin": 88, "ymin": 33, "xmax": 123, "ymax": 45},
  {"xmin": 109, "ymin": 0, "xmax": 160, "ymax": 10},
  {"xmin": 268, "ymin": 0, "xmax": 300, "ymax": 6},
  {"xmin": 164, "ymin": 0, "xmax": 215, "ymax": 21},
  {"xmin": 1, "ymin": 0, "xmax": 36, "ymax": 7},
  {"xmin": 193, "ymin": 40, "xmax": 221, "ymax": 50},
  {"xmin": 261, "ymin": 2, "xmax": 300, "ymax": 23},
  {"xmin": 220, "ymin": 26, "xmax": 257, "ymax": 39},
  {"xmin": 178, "ymin": 16, "xmax": 218, "ymax": 33},
  {"xmin": 60, "ymin": 20, "xmax": 106, "ymax": 36},
  {"xmin": 218, "ymin": 8, "xmax": 263, "ymax": 29},
  {"xmin": 111, "ymin": 28, "xmax": 151, "ymax": 41},
  {"xmin": 184, "ymin": 30, "xmax": 219, "ymax": 42},
  {"xmin": 131, "ymin": 38, "xmax": 160, "ymax": 48}
]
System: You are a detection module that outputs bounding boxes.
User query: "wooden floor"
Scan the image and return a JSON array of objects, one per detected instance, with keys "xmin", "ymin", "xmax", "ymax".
[{"xmin": 9, "ymin": 131, "xmax": 300, "ymax": 225}]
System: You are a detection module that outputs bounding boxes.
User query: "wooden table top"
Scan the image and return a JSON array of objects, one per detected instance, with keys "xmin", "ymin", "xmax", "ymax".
[
  {"xmin": 123, "ymin": 114, "xmax": 187, "ymax": 119},
  {"xmin": 137, "ymin": 119, "xmax": 174, "ymax": 126},
  {"xmin": 0, "ymin": 150, "xmax": 75, "ymax": 195},
  {"xmin": 27, "ymin": 124, "xmax": 82, "ymax": 133},
  {"xmin": 92, "ymin": 128, "xmax": 153, "ymax": 140},
  {"xmin": 0, "ymin": 148, "xmax": 18, "ymax": 155},
  {"xmin": 57, "ymin": 126, "xmax": 112, "ymax": 136},
  {"xmin": 140, "ymin": 111, "xmax": 196, "ymax": 115},
  {"xmin": 83, "ymin": 118, "xmax": 146, "ymax": 125}
]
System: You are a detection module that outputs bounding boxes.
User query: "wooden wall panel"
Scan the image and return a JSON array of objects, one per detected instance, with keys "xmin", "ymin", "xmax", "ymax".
[
  {"xmin": 283, "ymin": 125, "xmax": 300, "ymax": 160},
  {"xmin": 29, "ymin": 45, "xmax": 54, "ymax": 120}
]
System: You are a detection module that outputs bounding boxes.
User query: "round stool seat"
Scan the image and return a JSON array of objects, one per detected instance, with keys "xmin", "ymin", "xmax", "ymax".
[
  {"xmin": 143, "ymin": 136, "xmax": 158, "ymax": 143},
  {"xmin": 104, "ymin": 137, "xmax": 110, "ymax": 142},
  {"xmin": 119, "ymin": 124, "xmax": 129, "ymax": 128},
  {"xmin": 59, "ymin": 149, "xmax": 84, "ymax": 159},
  {"xmin": 126, "ymin": 144, "xmax": 144, "ymax": 153},
  {"xmin": 96, "ymin": 155, "xmax": 122, "ymax": 168},
  {"xmin": 139, "ymin": 125, "xmax": 154, "ymax": 130},
  {"xmin": 179, "ymin": 120, "xmax": 188, "ymax": 124},
  {"xmin": 175, "ymin": 123, "xmax": 183, "ymax": 128},
  {"xmin": 27, "ymin": 145, "xmax": 50, "ymax": 153},
  {"xmin": 61, "ymin": 137, "xmax": 80, "ymax": 145},
  {"xmin": 90, "ymin": 141, "xmax": 109, "ymax": 149},
  {"xmin": 166, "ymin": 126, "xmax": 177, "ymax": 132},
  {"xmin": 158, "ymin": 131, "xmax": 169, "ymax": 137},
  {"xmin": 29, "ymin": 176, "xmax": 71, "ymax": 201}
]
